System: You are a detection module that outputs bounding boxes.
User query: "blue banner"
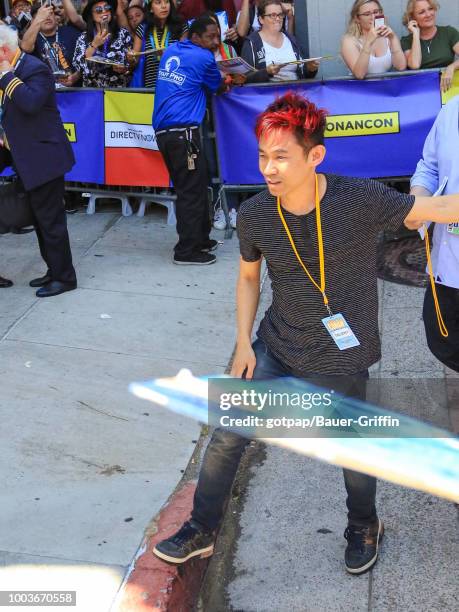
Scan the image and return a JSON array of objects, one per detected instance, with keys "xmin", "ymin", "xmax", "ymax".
[
  {"xmin": 213, "ymin": 72, "xmax": 442, "ymax": 184},
  {"xmin": 57, "ymin": 89, "xmax": 105, "ymax": 183}
]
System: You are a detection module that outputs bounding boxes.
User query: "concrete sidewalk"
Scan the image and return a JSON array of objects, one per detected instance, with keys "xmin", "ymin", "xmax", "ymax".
[
  {"xmin": 0, "ymin": 206, "xmax": 239, "ymax": 611},
  {"xmin": 199, "ymin": 281, "xmax": 459, "ymax": 611},
  {"xmin": 2, "ymin": 206, "xmax": 458, "ymax": 612}
]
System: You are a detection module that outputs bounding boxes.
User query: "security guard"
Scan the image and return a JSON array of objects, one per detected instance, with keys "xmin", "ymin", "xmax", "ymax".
[
  {"xmin": 0, "ymin": 25, "xmax": 76, "ymax": 297},
  {"xmin": 153, "ymin": 16, "xmax": 222, "ymax": 266}
]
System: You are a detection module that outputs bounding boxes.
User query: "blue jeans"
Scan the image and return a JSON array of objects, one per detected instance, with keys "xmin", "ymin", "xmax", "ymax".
[{"xmin": 191, "ymin": 338, "xmax": 377, "ymax": 531}]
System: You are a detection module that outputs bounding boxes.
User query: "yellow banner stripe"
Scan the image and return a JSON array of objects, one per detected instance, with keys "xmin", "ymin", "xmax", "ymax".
[
  {"xmin": 63, "ymin": 123, "xmax": 76, "ymax": 142},
  {"xmin": 325, "ymin": 112, "xmax": 400, "ymax": 138},
  {"xmin": 441, "ymin": 71, "xmax": 459, "ymax": 105},
  {"xmin": 104, "ymin": 90, "xmax": 154, "ymax": 124}
]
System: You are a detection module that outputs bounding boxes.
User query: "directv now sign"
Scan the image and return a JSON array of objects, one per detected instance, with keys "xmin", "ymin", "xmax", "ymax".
[{"xmin": 105, "ymin": 122, "xmax": 159, "ymax": 151}]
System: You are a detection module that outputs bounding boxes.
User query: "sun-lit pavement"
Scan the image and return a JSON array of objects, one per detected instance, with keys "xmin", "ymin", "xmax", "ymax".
[
  {"xmin": 2, "ymin": 206, "xmax": 458, "ymax": 612},
  {"xmin": 0, "ymin": 205, "xmax": 239, "ymax": 611}
]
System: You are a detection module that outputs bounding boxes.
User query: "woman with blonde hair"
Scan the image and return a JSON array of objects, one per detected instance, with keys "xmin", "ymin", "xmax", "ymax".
[
  {"xmin": 401, "ymin": 0, "xmax": 459, "ymax": 91},
  {"xmin": 341, "ymin": 0, "xmax": 406, "ymax": 79}
]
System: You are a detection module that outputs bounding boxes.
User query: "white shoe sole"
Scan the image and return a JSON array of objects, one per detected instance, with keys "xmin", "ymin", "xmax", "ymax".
[
  {"xmin": 345, "ymin": 519, "xmax": 384, "ymax": 575},
  {"xmin": 173, "ymin": 258, "xmax": 216, "ymax": 266},
  {"xmin": 153, "ymin": 543, "xmax": 214, "ymax": 564}
]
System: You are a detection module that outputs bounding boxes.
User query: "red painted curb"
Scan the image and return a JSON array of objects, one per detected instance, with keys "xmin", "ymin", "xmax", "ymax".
[{"xmin": 115, "ymin": 481, "xmax": 210, "ymax": 611}]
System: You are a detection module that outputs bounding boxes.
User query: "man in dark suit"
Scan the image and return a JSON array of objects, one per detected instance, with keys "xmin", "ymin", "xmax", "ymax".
[{"xmin": 0, "ymin": 25, "xmax": 76, "ymax": 297}]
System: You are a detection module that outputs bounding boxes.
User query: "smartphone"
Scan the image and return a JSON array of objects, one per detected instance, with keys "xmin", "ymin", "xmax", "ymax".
[
  {"xmin": 17, "ymin": 12, "xmax": 31, "ymax": 29},
  {"xmin": 374, "ymin": 14, "xmax": 385, "ymax": 29}
]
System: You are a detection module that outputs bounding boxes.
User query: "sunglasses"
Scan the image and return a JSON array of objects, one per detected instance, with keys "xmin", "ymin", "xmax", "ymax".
[{"xmin": 93, "ymin": 5, "xmax": 112, "ymax": 14}]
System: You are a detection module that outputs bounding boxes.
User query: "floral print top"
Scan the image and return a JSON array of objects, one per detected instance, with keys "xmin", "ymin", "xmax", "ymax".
[{"xmin": 73, "ymin": 28, "xmax": 132, "ymax": 88}]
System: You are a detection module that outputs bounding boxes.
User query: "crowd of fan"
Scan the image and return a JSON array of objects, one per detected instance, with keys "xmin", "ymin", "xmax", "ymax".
[{"xmin": 0, "ymin": 0, "xmax": 457, "ymax": 91}]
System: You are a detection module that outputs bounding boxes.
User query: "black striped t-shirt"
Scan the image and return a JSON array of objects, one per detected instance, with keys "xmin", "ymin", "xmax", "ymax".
[{"xmin": 237, "ymin": 174, "xmax": 415, "ymax": 375}]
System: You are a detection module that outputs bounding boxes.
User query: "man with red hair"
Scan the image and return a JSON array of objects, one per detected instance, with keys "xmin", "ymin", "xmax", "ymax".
[{"xmin": 153, "ymin": 93, "xmax": 459, "ymax": 574}]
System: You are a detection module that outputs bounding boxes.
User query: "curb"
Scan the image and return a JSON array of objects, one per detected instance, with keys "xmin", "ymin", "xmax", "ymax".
[
  {"xmin": 113, "ymin": 298, "xmax": 250, "ymax": 611},
  {"xmin": 114, "ymin": 480, "xmax": 210, "ymax": 611}
]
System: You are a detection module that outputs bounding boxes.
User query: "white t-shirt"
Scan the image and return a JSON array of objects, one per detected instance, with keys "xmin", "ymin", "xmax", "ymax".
[{"xmin": 263, "ymin": 34, "xmax": 298, "ymax": 81}]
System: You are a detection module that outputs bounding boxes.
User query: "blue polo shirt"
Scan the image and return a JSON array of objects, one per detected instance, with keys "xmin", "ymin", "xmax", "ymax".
[{"xmin": 153, "ymin": 39, "xmax": 221, "ymax": 131}]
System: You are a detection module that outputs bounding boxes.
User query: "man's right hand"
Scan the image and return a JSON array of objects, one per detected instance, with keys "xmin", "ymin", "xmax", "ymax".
[
  {"xmin": 35, "ymin": 5, "xmax": 54, "ymax": 26},
  {"xmin": 57, "ymin": 71, "xmax": 80, "ymax": 87},
  {"xmin": 231, "ymin": 341, "xmax": 256, "ymax": 379}
]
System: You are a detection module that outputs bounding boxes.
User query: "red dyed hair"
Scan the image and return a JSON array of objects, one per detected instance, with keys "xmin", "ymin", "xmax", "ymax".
[{"xmin": 255, "ymin": 92, "xmax": 328, "ymax": 152}]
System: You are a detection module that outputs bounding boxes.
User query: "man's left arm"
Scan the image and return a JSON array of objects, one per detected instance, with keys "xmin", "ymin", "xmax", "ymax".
[
  {"xmin": 202, "ymin": 57, "xmax": 223, "ymax": 94},
  {"xmin": 404, "ymin": 194, "xmax": 459, "ymax": 227},
  {"xmin": 0, "ymin": 65, "xmax": 54, "ymax": 115}
]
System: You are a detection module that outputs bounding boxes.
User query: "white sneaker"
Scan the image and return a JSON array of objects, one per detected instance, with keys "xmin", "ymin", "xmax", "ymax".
[
  {"xmin": 213, "ymin": 207, "xmax": 226, "ymax": 230},
  {"xmin": 229, "ymin": 208, "xmax": 237, "ymax": 229}
]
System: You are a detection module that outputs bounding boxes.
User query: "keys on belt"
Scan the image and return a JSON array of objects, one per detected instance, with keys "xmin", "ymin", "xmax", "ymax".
[{"xmin": 185, "ymin": 128, "xmax": 199, "ymax": 171}]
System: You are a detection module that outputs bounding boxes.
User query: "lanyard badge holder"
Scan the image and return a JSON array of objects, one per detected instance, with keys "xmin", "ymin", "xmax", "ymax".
[
  {"xmin": 277, "ymin": 174, "xmax": 360, "ymax": 351},
  {"xmin": 419, "ymin": 177, "xmax": 449, "ymax": 339}
]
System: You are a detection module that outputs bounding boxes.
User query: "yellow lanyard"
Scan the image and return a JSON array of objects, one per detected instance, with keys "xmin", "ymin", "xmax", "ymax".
[
  {"xmin": 277, "ymin": 174, "xmax": 332, "ymax": 315},
  {"xmin": 423, "ymin": 224, "xmax": 448, "ymax": 337},
  {"xmin": 153, "ymin": 26, "xmax": 169, "ymax": 50}
]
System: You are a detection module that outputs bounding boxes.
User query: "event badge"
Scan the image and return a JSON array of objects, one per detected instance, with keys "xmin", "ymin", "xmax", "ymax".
[
  {"xmin": 322, "ymin": 313, "xmax": 360, "ymax": 350},
  {"xmin": 447, "ymin": 222, "xmax": 459, "ymax": 236}
]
